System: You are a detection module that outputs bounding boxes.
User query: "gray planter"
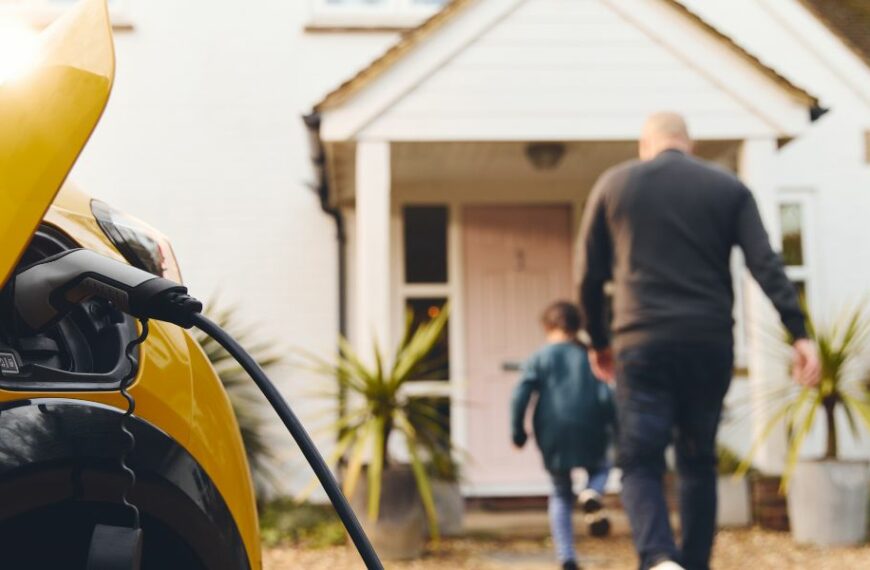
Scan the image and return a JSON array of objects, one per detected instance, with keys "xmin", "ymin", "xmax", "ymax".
[
  {"xmin": 717, "ymin": 476, "xmax": 751, "ymax": 528},
  {"xmin": 350, "ymin": 465, "xmax": 425, "ymax": 560},
  {"xmin": 788, "ymin": 460, "xmax": 870, "ymax": 547},
  {"xmin": 428, "ymin": 478, "xmax": 464, "ymax": 537}
]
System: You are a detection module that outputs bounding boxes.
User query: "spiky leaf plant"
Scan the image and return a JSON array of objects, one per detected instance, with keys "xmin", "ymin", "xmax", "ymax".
[
  {"xmin": 737, "ymin": 302, "xmax": 870, "ymax": 489},
  {"xmin": 193, "ymin": 301, "xmax": 281, "ymax": 501},
  {"xmin": 300, "ymin": 303, "xmax": 453, "ymax": 543}
]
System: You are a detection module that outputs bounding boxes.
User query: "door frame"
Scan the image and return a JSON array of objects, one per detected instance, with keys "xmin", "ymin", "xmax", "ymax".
[{"xmin": 392, "ymin": 198, "xmax": 575, "ymax": 497}]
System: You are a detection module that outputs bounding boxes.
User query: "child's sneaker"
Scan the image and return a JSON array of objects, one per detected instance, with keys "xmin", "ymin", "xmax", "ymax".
[
  {"xmin": 585, "ymin": 513, "xmax": 611, "ymax": 537},
  {"xmin": 578, "ymin": 489, "xmax": 603, "ymax": 513},
  {"xmin": 561, "ymin": 560, "xmax": 580, "ymax": 570}
]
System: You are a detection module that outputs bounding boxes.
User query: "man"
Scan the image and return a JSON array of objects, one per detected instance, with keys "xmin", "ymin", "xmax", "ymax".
[{"xmin": 577, "ymin": 112, "xmax": 820, "ymax": 570}]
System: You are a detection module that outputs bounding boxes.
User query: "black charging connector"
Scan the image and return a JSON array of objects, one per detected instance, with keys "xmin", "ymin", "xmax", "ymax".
[{"xmin": 12, "ymin": 250, "xmax": 384, "ymax": 570}]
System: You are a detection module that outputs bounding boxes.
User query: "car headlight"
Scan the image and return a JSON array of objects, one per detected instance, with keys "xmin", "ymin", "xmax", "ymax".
[{"xmin": 91, "ymin": 200, "xmax": 183, "ymax": 284}]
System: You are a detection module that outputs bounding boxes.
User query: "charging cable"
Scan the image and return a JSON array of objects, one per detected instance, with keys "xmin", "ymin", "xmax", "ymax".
[
  {"xmin": 189, "ymin": 312, "xmax": 383, "ymax": 569},
  {"xmin": 11, "ymin": 249, "xmax": 385, "ymax": 570}
]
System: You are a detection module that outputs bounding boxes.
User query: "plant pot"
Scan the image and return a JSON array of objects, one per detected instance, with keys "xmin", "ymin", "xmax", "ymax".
[
  {"xmin": 717, "ymin": 476, "xmax": 751, "ymax": 527},
  {"xmin": 788, "ymin": 459, "xmax": 870, "ymax": 547},
  {"xmin": 425, "ymin": 478, "xmax": 464, "ymax": 537},
  {"xmin": 350, "ymin": 465, "xmax": 425, "ymax": 560}
]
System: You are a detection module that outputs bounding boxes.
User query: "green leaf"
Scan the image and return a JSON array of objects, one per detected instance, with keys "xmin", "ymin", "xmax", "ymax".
[
  {"xmin": 367, "ymin": 416, "xmax": 386, "ymax": 522},
  {"xmin": 781, "ymin": 392, "xmax": 821, "ymax": 491},
  {"xmin": 343, "ymin": 424, "xmax": 373, "ymax": 500},
  {"xmin": 398, "ymin": 411, "xmax": 441, "ymax": 545}
]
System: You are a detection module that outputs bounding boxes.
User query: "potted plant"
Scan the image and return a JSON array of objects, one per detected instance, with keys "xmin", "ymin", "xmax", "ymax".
[
  {"xmin": 716, "ymin": 444, "xmax": 752, "ymax": 528},
  {"xmin": 302, "ymin": 304, "xmax": 453, "ymax": 560},
  {"xmin": 738, "ymin": 303, "xmax": 870, "ymax": 546},
  {"xmin": 716, "ymin": 445, "xmax": 751, "ymax": 527},
  {"xmin": 426, "ymin": 446, "xmax": 464, "ymax": 537}
]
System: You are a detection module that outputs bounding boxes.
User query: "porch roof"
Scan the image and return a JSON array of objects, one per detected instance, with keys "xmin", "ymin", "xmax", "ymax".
[{"xmin": 313, "ymin": 0, "xmax": 818, "ymax": 117}]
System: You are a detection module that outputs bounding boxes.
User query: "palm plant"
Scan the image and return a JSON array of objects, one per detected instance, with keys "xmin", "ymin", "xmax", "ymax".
[
  {"xmin": 737, "ymin": 302, "xmax": 870, "ymax": 489},
  {"xmin": 193, "ymin": 300, "xmax": 282, "ymax": 501},
  {"xmin": 301, "ymin": 303, "xmax": 452, "ymax": 542}
]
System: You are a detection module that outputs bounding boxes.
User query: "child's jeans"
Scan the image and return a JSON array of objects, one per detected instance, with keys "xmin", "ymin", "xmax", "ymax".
[{"xmin": 548, "ymin": 466, "xmax": 610, "ymax": 563}]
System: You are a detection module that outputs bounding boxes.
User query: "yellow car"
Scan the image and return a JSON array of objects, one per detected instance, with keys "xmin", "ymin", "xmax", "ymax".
[{"xmin": 0, "ymin": 0, "xmax": 260, "ymax": 567}]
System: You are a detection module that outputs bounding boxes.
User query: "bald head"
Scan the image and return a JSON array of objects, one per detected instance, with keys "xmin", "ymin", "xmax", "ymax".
[{"xmin": 639, "ymin": 112, "xmax": 693, "ymax": 161}]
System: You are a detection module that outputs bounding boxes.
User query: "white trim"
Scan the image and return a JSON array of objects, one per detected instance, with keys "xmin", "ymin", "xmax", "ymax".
[
  {"xmin": 400, "ymin": 381, "xmax": 452, "ymax": 397},
  {"xmin": 354, "ymin": 141, "xmax": 393, "ymax": 360},
  {"xmin": 401, "ymin": 283, "xmax": 450, "ymax": 297},
  {"xmin": 320, "ymin": 0, "xmax": 527, "ymax": 141},
  {"xmin": 740, "ymin": 138, "xmax": 790, "ymax": 475},
  {"xmin": 308, "ymin": 0, "xmax": 445, "ymax": 29},
  {"xmin": 600, "ymin": 0, "xmax": 810, "ymax": 136},
  {"xmin": 760, "ymin": 0, "xmax": 870, "ymax": 109},
  {"xmin": 322, "ymin": 0, "xmax": 813, "ymax": 142},
  {"xmin": 4, "ymin": 0, "xmax": 135, "ymax": 29}
]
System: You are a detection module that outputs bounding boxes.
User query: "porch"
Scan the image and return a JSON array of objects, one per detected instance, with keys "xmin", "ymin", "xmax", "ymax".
[
  {"xmin": 319, "ymin": 138, "xmax": 781, "ymax": 496},
  {"xmin": 306, "ymin": 0, "xmax": 820, "ymax": 495}
]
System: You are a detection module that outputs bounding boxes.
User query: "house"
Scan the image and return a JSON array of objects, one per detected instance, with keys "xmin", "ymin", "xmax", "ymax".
[{"xmin": 10, "ymin": 0, "xmax": 868, "ymax": 496}]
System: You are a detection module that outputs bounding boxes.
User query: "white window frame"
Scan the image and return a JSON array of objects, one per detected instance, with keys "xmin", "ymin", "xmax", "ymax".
[
  {"xmin": 5, "ymin": 0, "xmax": 133, "ymax": 29},
  {"xmin": 777, "ymin": 189, "xmax": 818, "ymax": 311},
  {"xmin": 308, "ymin": 0, "xmax": 445, "ymax": 30}
]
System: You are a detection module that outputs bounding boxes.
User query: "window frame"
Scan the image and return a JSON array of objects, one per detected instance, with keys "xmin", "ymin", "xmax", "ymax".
[
  {"xmin": 776, "ymin": 189, "xmax": 818, "ymax": 311},
  {"xmin": 308, "ymin": 0, "xmax": 446, "ymax": 30},
  {"xmin": 9, "ymin": 0, "xmax": 134, "ymax": 29}
]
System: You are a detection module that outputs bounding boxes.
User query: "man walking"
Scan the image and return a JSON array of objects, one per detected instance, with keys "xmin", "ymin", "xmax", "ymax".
[{"xmin": 577, "ymin": 112, "xmax": 820, "ymax": 570}]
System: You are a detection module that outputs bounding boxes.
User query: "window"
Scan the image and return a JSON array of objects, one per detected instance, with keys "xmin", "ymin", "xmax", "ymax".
[
  {"xmin": 777, "ymin": 195, "xmax": 814, "ymax": 308},
  {"xmin": 405, "ymin": 297, "xmax": 449, "ymax": 381},
  {"xmin": 7, "ymin": 0, "xmax": 133, "ymax": 28},
  {"xmin": 309, "ymin": 0, "xmax": 448, "ymax": 29},
  {"xmin": 779, "ymin": 202, "xmax": 804, "ymax": 267},
  {"xmin": 404, "ymin": 206, "xmax": 448, "ymax": 284}
]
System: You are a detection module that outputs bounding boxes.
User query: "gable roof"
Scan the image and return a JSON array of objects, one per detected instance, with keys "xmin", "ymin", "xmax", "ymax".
[
  {"xmin": 314, "ymin": 0, "xmax": 818, "ymax": 112},
  {"xmin": 799, "ymin": 0, "xmax": 870, "ymax": 67}
]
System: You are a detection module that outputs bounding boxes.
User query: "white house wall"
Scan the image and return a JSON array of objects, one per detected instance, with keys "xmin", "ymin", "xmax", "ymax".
[
  {"xmin": 358, "ymin": 0, "xmax": 808, "ymax": 141},
  {"xmin": 68, "ymin": 0, "xmax": 399, "ymax": 495}
]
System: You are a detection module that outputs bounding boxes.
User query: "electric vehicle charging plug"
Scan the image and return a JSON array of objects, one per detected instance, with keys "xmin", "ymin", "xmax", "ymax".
[
  {"xmin": 13, "ymin": 249, "xmax": 202, "ymax": 332},
  {"xmin": 12, "ymin": 249, "xmax": 384, "ymax": 570}
]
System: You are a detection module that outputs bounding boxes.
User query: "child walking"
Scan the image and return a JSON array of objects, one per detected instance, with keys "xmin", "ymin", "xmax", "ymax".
[{"xmin": 511, "ymin": 301, "xmax": 616, "ymax": 570}]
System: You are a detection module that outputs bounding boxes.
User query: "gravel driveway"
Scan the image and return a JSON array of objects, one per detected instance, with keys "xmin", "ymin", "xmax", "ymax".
[{"xmin": 265, "ymin": 529, "xmax": 870, "ymax": 569}]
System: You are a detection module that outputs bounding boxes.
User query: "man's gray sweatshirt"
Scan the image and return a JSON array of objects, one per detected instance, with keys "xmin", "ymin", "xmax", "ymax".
[{"xmin": 577, "ymin": 149, "xmax": 807, "ymax": 351}]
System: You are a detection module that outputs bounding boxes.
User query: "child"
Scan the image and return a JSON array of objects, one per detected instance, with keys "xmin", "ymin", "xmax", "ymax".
[{"xmin": 511, "ymin": 301, "xmax": 616, "ymax": 570}]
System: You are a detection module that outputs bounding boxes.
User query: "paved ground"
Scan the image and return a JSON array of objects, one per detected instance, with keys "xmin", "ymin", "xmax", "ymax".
[{"xmin": 264, "ymin": 509, "xmax": 870, "ymax": 569}]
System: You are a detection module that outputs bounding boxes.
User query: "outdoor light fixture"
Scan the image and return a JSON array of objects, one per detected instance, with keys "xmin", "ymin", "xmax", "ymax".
[{"xmin": 525, "ymin": 142, "xmax": 566, "ymax": 170}]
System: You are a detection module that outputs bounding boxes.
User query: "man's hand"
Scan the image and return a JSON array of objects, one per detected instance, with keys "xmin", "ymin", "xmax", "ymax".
[
  {"xmin": 590, "ymin": 347, "xmax": 616, "ymax": 384},
  {"xmin": 793, "ymin": 338, "xmax": 821, "ymax": 387}
]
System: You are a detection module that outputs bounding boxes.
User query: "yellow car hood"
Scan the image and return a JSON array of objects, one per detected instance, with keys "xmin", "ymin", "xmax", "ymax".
[{"xmin": 0, "ymin": 0, "xmax": 114, "ymax": 286}]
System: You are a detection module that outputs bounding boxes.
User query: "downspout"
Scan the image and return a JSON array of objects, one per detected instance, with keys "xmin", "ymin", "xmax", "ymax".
[
  {"xmin": 303, "ymin": 112, "xmax": 349, "ymax": 449},
  {"xmin": 303, "ymin": 112, "xmax": 347, "ymax": 339}
]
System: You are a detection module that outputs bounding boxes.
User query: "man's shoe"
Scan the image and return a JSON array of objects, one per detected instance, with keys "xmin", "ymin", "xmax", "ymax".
[
  {"xmin": 649, "ymin": 561, "xmax": 685, "ymax": 570},
  {"xmin": 578, "ymin": 489, "xmax": 603, "ymax": 513},
  {"xmin": 561, "ymin": 560, "xmax": 579, "ymax": 570}
]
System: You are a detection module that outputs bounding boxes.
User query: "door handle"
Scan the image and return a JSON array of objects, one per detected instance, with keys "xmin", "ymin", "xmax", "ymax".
[{"xmin": 501, "ymin": 361, "xmax": 522, "ymax": 372}]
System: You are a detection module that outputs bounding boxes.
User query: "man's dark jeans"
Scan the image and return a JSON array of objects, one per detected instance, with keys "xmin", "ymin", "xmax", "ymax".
[{"xmin": 616, "ymin": 342, "xmax": 733, "ymax": 570}]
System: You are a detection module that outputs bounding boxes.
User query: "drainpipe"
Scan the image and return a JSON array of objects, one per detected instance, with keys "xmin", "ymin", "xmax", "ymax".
[{"xmin": 303, "ymin": 112, "xmax": 348, "ymax": 449}]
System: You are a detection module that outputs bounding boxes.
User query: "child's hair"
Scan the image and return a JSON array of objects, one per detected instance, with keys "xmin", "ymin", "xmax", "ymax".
[{"xmin": 541, "ymin": 301, "xmax": 582, "ymax": 334}]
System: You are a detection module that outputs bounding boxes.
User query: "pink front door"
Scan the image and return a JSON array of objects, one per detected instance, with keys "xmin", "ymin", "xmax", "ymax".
[{"xmin": 463, "ymin": 205, "xmax": 573, "ymax": 491}]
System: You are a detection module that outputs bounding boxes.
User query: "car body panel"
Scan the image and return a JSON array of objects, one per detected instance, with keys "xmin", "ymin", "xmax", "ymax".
[
  {"xmin": 0, "ymin": 184, "xmax": 263, "ymax": 566},
  {"xmin": 0, "ymin": 0, "xmax": 262, "ymax": 561},
  {"xmin": 0, "ymin": 0, "xmax": 114, "ymax": 286}
]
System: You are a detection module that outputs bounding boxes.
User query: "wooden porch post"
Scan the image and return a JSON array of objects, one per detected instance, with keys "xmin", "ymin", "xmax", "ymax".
[
  {"xmin": 740, "ymin": 138, "xmax": 789, "ymax": 475},
  {"xmin": 354, "ymin": 140, "xmax": 392, "ymax": 362}
]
